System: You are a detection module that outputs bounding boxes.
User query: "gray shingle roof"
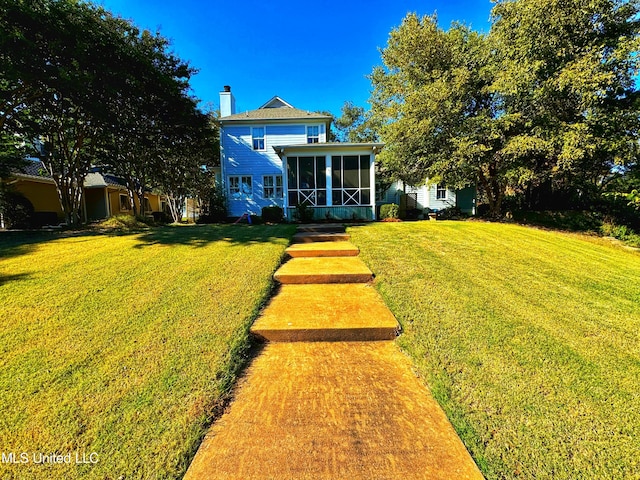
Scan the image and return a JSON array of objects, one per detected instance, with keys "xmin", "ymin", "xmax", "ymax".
[
  {"xmin": 221, "ymin": 107, "xmax": 332, "ymax": 122},
  {"xmin": 13, "ymin": 160, "xmax": 128, "ymax": 189},
  {"xmin": 18, "ymin": 159, "xmax": 50, "ymax": 178},
  {"xmin": 220, "ymin": 96, "xmax": 332, "ymax": 122}
]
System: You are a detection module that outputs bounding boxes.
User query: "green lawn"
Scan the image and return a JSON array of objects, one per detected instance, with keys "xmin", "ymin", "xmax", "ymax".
[
  {"xmin": 0, "ymin": 224, "xmax": 295, "ymax": 479},
  {"xmin": 349, "ymin": 221, "xmax": 640, "ymax": 480}
]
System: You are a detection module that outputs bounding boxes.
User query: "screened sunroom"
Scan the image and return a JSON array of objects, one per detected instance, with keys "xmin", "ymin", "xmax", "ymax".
[{"xmin": 273, "ymin": 143, "xmax": 383, "ymax": 221}]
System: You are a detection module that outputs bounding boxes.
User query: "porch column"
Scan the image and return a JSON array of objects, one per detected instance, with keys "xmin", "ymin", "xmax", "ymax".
[
  {"xmin": 369, "ymin": 153, "xmax": 376, "ymax": 219},
  {"xmin": 325, "ymin": 155, "xmax": 332, "ymax": 206},
  {"xmin": 104, "ymin": 188, "xmax": 111, "ymax": 218}
]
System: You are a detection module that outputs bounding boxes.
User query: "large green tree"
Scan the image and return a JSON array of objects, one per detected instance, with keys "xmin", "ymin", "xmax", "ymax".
[
  {"xmin": 371, "ymin": 1, "xmax": 640, "ymax": 217},
  {"xmin": 491, "ymin": 0, "xmax": 640, "ymax": 209},
  {"xmin": 1, "ymin": 0, "xmax": 133, "ymax": 225},
  {"xmin": 371, "ymin": 14, "xmax": 517, "ymax": 216},
  {"xmin": 99, "ymin": 28, "xmax": 197, "ymax": 218},
  {"xmin": 1, "ymin": 0, "xmax": 205, "ymax": 226}
]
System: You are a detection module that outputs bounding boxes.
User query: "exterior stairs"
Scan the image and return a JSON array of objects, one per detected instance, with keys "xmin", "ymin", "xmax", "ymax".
[{"xmin": 251, "ymin": 223, "xmax": 400, "ymax": 342}]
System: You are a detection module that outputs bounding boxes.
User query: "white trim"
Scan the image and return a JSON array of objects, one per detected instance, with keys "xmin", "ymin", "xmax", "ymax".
[
  {"xmin": 258, "ymin": 96, "xmax": 295, "ymax": 109},
  {"xmin": 306, "ymin": 125, "xmax": 320, "ymax": 144},
  {"xmin": 369, "ymin": 154, "xmax": 375, "ymax": 211},
  {"xmin": 262, "ymin": 174, "xmax": 283, "ymax": 199},
  {"xmin": 251, "ymin": 126, "xmax": 266, "ymax": 151},
  {"xmin": 228, "ymin": 175, "xmax": 253, "ymax": 199},
  {"xmin": 325, "ymin": 155, "xmax": 332, "ymax": 206},
  {"xmin": 436, "ymin": 183, "xmax": 447, "ymax": 200}
]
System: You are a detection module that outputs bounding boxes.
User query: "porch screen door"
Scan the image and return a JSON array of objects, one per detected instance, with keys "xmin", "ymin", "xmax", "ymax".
[{"xmin": 286, "ymin": 156, "xmax": 327, "ymax": 206}]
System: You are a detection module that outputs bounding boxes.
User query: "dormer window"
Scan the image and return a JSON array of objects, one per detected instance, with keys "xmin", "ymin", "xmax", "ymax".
[
  {"xmin": 252, "ymin": 127, "xmax": 265, "ymax": 150},
  {"xmin": 307, "ymin": 126, "xmax": 319, "ymax": 144}
]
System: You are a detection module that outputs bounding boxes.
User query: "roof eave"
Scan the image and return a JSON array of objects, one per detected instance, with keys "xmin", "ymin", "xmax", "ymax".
[
  {"xmin": 219, "ymin": 115, "xmax": 333, "ymax": 123},
  {"xmin": 272, "ymin": 142, "xmax": 384, "ymax": 158}
]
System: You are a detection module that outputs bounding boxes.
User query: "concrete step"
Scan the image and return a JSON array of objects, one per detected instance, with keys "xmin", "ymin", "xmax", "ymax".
[
  {"xmin": 274, "ymin": 257, "xmax": 373, "ymax": 284},
  {"xmin": 296, "ymin": 223, "xmax": 346, "ymax": 233},
  {"xmin": 293, "ymin": 232, "xmax": 350, "ymax": 243},
  {"xmin": 184, "ymin": 342, "xmax": 484, "ymax": 480},
  {"xmin": 285, "ymin": 241, "xmax": 359, "ymax": 258},
  {"xmin": 251, "ymin": 284, "xmax": 400, "ymax": 342}
]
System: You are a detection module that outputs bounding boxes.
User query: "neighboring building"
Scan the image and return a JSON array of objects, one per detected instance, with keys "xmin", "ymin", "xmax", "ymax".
[
  {"xmin": 378, "ymin": 180, "xmax": 476, "ymax": 217},
  {"xmin": 218, "ymin": 87, "xmax": 383, "ymax": 221},
  {"xmin": 4, "ymin": 159, "xmax": 166, "ymax": 225}
]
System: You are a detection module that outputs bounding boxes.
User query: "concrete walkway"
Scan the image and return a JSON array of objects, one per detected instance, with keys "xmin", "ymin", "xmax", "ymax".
[{"xmin": 184, "ymin": 224, "xmax": 484, "ymax": 479}]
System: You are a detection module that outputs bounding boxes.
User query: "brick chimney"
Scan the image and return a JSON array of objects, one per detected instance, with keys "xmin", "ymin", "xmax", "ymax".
[{"xmin": 220, "ymin": 85, "xmax": 236, "ymax": 117}]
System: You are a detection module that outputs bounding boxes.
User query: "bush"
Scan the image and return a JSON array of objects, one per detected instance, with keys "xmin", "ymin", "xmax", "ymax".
[
  {"xmin": 152, "ymin": 211, "xmax": 170, "ymax": 223},
  {"xmin": 380, "ymin": 203, "xmax": 399, "ymax": 220},
  {"xmin": 96, "ymin": 215, "xmax": 150, "ymax": 230},
  {"xmin": 601, "ymin": 222, "xmax": 640, "ymax": 247},
  {"xmin": 1, "ymin": 192, "xmax": 34, "ymax": 229},
  {"xmin": 436, "ymin": 206, "xmax": 467, "ymax": 220},
  {"xmin": 207, "ymin": 184, "xmax": 228, "ymax": 222},
  {"xmin": 294, "ymin": 202, "xmax": 314, "ymax": 223},
  {"xmin": 511, "ymin": 210, "xmax": 602, "ymax": 232},
  {"xmin": 32, "ymin": 211, "xmax": 60, "ymax": 227},
  {"xmin": 262, "ymin": 206, "xmax": 284, "ymax": 223}
]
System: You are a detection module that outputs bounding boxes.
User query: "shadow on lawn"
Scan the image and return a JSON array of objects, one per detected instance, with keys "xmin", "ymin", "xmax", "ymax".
[
  {"xmin": 0, "ymin": 229, "xmax": 107, "ymax": 261},
  {"xmin": 0, "ymin": 272, "xmax": 32, "ymax": 285},
  {"xmin": 133, "ymin": 224, "xmax": 296, "ymax": 249},
  {"xmin": 0, "ymin": 224, "xmax": 296, "ymax": 260}
]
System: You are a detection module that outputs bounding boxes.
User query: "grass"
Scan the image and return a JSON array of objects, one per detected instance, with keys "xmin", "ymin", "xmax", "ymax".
[
  {"xmin": 348, "ymin": 221, "xmax": 640, "ymax": 480},
  {"xmin": 0, "ymin": 223, "xmax": 295, "ymax": 479}
]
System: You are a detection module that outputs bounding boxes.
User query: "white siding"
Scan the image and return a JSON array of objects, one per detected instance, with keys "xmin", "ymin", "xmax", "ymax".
[
  {"xmin": 377, "ymin": 179, "xmax": 457, "ymax": 212},
  {"xmin": 426, "ymin": 183, "xmax": 457, "ymax": 211}
]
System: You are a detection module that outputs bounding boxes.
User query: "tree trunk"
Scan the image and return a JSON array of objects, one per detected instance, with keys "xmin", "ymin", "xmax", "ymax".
[
  {"xmin": 137, "ymin": 190, "xmax": 146, "ymax": 219},
  {"xmin": 478, "ymin": 168, "xmax": 504, "ymax": 218},
  {"xmin": 167, "ymin": 197, "xmax": 180, "ymax": 223}
]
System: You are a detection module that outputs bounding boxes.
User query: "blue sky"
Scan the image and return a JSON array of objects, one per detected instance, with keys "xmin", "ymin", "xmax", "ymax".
[{"xmin": 99, "ymin": 0, "xmax": 494, "ymax": 117}]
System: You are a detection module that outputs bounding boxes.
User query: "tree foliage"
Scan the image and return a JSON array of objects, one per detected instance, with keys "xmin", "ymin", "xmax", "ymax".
[
  {"xmin": 334, "ymin": 101, "xmax": 380, "ymax": 143},
  {"xmin": 371, "ymin": 1, "xmax": 640, "ymax": 216},
  {"xmin": 1, "ymin": 0, "xmax": 215, "ymax": 225},
  {"xmin": 492, "ymin": 0, "xmax": 640, "ymax": 209}
]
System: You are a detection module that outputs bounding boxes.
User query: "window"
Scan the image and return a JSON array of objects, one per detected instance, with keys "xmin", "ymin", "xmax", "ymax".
[
  {"xmin": 436, "ymin": 183, "xmax": 447, "ymax": 200},
  {"xmin": 119, "ymin": 194, "xmax": 130, "ymax": 211},
  {"xmin": 307, "ymin": 126, "xmax": 319, "ymax": 144},
  {"xmin": 252, "ymin": 127, "xmax": 265, "ymax": 150},
  {"xmin": 229, "ymin": 176, "xmax": 253, "ymax": 199},
  {"xmin": 143, "ymin": 197, "xmax": 151, "ymax": 213},
  {"xmin": 263, "ymin": 175, "xmax": 283, "ymax": 199}
]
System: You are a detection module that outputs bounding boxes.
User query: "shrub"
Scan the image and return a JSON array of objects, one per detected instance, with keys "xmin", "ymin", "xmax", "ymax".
[
  {"xmin": 437, "ymin": 206, "xmax": 467, "ymax": 220},
  {"xmin": 380, "ymin": 203, "xmax": 399, "ymax": 220},
  {"xmin": 294, "ymin": 202, "xmax": 314, "ymax": 223},
  {"xmin": 262, "ymin": 206, "xmax": 284, "ymax": 223},
  {"xmin": 1, "ymin": 192, "xmax": 34, "ymax": 229},
  {"xmin": 32, "ymin": 211, "xmax": 60, "ymax": 227},
  {"xmin": 152, "ymin": 211, "xmax": 170, "ymax": 224},
  {"xmin": 512, "ymin": 210, "xmax": 602, "ymax": 232},
  {"xmin": 601, "ymin": 222, "xmax": 640, "ymax": 247},
  {"xmin": 96, "ymin": 215, "xmax": 150, "ymax": 230},
  {"xmin": 207, "ymin": 184, "xmax": 228, "ymax": 222}
]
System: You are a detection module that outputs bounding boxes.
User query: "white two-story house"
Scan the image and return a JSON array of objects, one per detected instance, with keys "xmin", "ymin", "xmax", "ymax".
[{"xmin": 219, "ymin": 86, "xmax": 383, "ymax": 221}]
